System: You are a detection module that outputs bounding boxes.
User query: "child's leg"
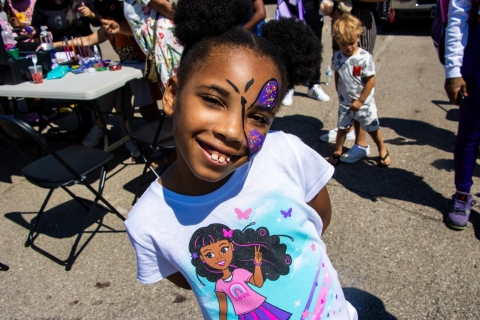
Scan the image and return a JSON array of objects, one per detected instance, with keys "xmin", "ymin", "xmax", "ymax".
[
  {"xmin": 353, "ymin": 120, "xmax": 368, "ymax": 147},
  {"xmin": 368, "ymin": 130, "xmax": 390, "ymax": 165},
  {"xmin": 328, "ymin": 104, "xmax": 352, "ymax": 165},
  {"xmin": 328, "ymin": 128, "xmax": 348, "ymax": 165}
]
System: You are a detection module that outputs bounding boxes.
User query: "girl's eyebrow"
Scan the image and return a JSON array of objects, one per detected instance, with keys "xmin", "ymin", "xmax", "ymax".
[{"xmin": 196, "ymin": 84, "xmax": 231, "ymax": 98}]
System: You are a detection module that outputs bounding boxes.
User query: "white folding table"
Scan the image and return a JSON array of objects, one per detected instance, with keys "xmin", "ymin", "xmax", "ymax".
[{"xmin": 0, "ymin": 65, "xmax": 144, "ymax": 151}]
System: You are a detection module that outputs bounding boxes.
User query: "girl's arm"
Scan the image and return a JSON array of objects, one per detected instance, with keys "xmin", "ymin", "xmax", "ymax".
[
  {"xmin": 307, "ymin": 186, "xmax": 332, "ymax": 235},
  {"xmin": 350, "ymin": 75, "xmax": 374, "ymax": 111},
  {"xmin": 147, "ymin": 0, "xmax": 173, "ymax": 19},
  {"xmin": 53, "ymin": 27, "xmax": 107, "ymax": 49},
  {"xmin": 166, "ymin": 271, "xmax": 192, "ymax": 290},
  {"xmin": 243, "ymin": 0, "xmax": 266, "ymax": 31},
  {"xmin": 216, "ymin": 292, "xmax": 228, "ymax": 320}
]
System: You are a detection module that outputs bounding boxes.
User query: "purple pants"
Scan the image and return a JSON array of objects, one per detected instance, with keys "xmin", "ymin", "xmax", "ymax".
[{"xmin": 454, "ymin": 21, "xmax": 480, "ymax": 193}]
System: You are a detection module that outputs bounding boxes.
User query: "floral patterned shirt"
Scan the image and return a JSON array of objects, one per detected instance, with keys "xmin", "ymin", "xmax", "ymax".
[{"xmin": 123, "ymin": 0, "xmax": 183, "ymax": 92}]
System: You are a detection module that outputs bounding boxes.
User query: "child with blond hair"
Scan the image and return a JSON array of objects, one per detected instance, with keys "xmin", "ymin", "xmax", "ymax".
[{"xmin": 328, "ymin": 14, "xmax": 390, "ymax": 167}]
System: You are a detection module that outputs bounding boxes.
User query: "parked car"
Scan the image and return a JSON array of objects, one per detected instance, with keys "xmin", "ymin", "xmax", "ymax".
[{"xmin": 392, "ymin": 0, "xmax": 437, "ymax": 19}]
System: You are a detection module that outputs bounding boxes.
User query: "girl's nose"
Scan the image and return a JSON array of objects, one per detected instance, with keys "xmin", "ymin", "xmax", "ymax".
[{"xmin": 213, "ymin": 107, "xmax": 245, "ymax": 144}]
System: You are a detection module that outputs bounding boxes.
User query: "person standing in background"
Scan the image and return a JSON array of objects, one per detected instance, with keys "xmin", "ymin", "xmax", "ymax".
[
  {"xmin": 4, "ymin": 0, "xmax": 37, "ymax": 41},
  {"xmin": 281, "ymin": 0, "xmax": 331, "ymax": 106},
  {"xmin": 444, "ymin": 0, "xmax": 480, "ymax": 231},
  {"xmin": 31, "ymin": 0, "xmax": 100, "ymax": 42}
]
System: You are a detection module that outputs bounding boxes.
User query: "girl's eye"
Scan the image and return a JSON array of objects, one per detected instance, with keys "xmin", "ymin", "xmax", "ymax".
[
  {"xmin": 220, "ymin": 246, "xmax": 229, "ymax": 254},
  {"xmin": 205, "ymin": 252, "xmax": 215, "ymax": 258},
  {"xmin": 201, "ymin": 95, "xmax": 222, "ymax": 107},
  {"xmin": 250, "ymin": 114, "xmax": 269, "ymax": 125}
]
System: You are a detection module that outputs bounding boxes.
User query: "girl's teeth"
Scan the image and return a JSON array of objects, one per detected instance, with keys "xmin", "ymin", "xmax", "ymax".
[
  {"xmin": 218, "ymin": 156, "xmax": 225, "ymax": 163},
  {"xmin": 211, "ymin": 153, "xmax": 219, "ymax": 161},
  {"xmin": 227, "ymin": 157, "xmax": 230, "ymax": 162}
]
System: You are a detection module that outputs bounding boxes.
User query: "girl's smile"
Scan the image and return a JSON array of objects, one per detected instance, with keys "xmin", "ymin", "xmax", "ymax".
[{"xmin": 161, "ymin": 47, "xmax": 281, "ymax": 196}]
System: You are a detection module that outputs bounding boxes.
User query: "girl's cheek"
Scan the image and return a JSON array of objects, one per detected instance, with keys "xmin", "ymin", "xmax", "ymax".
[{"xmin": 247, "ymin": 129, "xmax": 265, "ymax": 155}]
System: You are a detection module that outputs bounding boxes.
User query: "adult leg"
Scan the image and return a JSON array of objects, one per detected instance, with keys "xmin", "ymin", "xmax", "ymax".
[
  {"xmin": 448, "ymin": 22, "xmax": 480, "ymax": 230},
  {"xmin": 304, "ymin": 1, "xmax": 330, "ymax": 102}
]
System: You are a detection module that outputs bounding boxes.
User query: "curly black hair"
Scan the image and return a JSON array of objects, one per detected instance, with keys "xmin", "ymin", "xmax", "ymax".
[{"xmin": 172, "ymin": 0, "xmax": 321, "ymax": 99}]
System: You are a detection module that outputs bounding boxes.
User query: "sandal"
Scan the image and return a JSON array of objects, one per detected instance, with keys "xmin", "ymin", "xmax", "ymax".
[
  {"xmin": 378, "ymin": 150, "xmax": 390, "ymax": 167},
  {"xmin": 328, "ymin": 153, "xmax": 341, "ymax": 166}
]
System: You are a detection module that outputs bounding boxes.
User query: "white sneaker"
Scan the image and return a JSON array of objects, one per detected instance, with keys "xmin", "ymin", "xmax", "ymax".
[
  {"xmin": 83, "ymin": 125, "xmax": 104, "ymax": 147},
  {"xmin": 319, "ymin": 128, "xmax": 356, "ymax": 143},
  {"xmin": 281, "ymin": 89, "xmax": 295, "ymax": 106},
  {"xmin": 340, "ymin": 144, "xmax": 370, "ymax": 163},
  {"xmin": 307, "ymin": 84, "xmax": 330, "ymax": 102},
  {"xmin": 125, "ymin": 140, "xmax": 140, "ymax": 158}
]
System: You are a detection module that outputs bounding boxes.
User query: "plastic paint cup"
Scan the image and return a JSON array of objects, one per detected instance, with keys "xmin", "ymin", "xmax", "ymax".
[
  {"xmin": 28, "ymin": 65, "xmax": 43, "ymax": 84},
  {"xmin": 7, "ymin": 48, "xmax": 19, "ymax": 58}
]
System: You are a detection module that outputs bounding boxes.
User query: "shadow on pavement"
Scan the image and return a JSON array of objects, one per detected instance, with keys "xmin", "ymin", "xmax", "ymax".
[
  {"xmin": 331, "ymin": 158, "xmax": 448, "ymax": 213},
  {"xmin": 381, "ymin": 117, "xmax": 455, "ymax": 153},
  {"xmin": 4, "ymin": 199, "xmax": 111, "ymax": 239},
  {"xmin": 271, "ymin": 114, "xmax": 325, "ymax": 143},
  {"xmin": 344, "ymin": 287, "xmax": 397, "ymax": 319}
]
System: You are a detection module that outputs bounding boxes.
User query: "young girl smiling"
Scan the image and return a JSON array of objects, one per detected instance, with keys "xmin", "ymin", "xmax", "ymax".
[{"xmin": 125, "ymin": 0, "xmax": 358, "ymax": 319}]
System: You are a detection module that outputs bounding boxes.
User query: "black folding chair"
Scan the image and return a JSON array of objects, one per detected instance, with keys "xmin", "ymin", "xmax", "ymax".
[
  {"xmin": 0, "ymin": 115, "xmax": 125, "ymax": 271},
  {"xmin": 128, "ymin": 113, "xmax": 175, "ymax": 205}
]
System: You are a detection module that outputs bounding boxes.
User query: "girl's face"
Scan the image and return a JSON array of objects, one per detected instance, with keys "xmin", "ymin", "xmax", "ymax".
[
  {"xmin": 163, "ymin": 47, "xmax": 281, "ymax": 194},
  {"xmin": 200, "ymin": 240, "xmax": 234, "ymax": 270},
  {"xmin": 338, "ymin": 36, "xmax": 360, "ymax": 57}
]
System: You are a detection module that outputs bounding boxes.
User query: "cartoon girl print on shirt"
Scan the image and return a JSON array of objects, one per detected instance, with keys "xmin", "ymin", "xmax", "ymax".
[{"xmin": 189, "ymin": 223, "xmax": 293, "ymax": 320}]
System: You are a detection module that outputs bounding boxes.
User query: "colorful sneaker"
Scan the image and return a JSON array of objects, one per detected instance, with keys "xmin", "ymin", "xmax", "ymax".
[
  {"xmin": 319, "ymin": 128, "xmax": 356, "ymax": 143},
  {"xmin": 82, "ymin": 125, "xmax": 104, "ymax": 147},
  {"xmin": 339, "ymin": 144, "xmax": 370, "ymax": 163},
  {"xmin": 281, "ymin": 89, "xmax": 295, "ymax": 106},
  {"xmin": 307, "ymin": 84, "xmax": 330, "ymax": 102},
  {"xmin": 125, "ymin": 140, "xmax": 140, "ymax": 158},
  {"xmin": 447, "ymin": 192, "xmax": 475, "ymax": 230}
]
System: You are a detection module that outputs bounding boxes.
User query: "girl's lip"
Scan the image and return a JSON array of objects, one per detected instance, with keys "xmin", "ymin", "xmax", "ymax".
[
  {"xmin": 217, "ymin": 260, "xmax": 226, "ymax": 266},
  {"xmin": 197, "ymin": 140, "xmax": 240, "ymax": 165}
]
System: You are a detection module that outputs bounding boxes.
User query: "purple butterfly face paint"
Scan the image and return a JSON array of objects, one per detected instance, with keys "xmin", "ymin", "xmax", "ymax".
[
  {"xmin": 247, "ymin": 129, "xmax": 265, "ymax": 155},
  {"xmin": 257, "ymin": 80, "xmax": 279, "ymax": 111}
]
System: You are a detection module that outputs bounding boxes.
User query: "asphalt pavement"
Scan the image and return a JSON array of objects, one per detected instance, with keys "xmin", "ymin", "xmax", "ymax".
[{"xmin": 0, "ymin": 13, "xmax": 479, "ymax": 320}]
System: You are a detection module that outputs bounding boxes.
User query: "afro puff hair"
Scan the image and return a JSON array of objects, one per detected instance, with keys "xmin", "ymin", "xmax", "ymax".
[
  {"xmin": 261, "ymin": 18, "xmax": 322, "ymax": 89},
  {"xmin": 173, "ymin": 0, "xmax": 322, "ymax": 96},
  {"xmin": 173, "ymin": 0, "xmax": 254, "ymax": 46}
]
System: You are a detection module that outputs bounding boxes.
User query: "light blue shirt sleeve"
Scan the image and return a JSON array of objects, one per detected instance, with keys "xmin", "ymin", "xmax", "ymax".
[{"xmin": 444, "ymin": 0, "xmax": 472, "ymax": 78}]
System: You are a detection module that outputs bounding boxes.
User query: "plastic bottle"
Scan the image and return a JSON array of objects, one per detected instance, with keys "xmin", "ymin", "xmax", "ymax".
[
  {"xmin": 39, "ymin": 26, "xmax": 58, "ymax": 68},
  {"xmin": 1, "ymin": 25, "xmax": 16, "ymax": 50},
  {"xmin": 93, "ymin": 45, "xmax": 102, "ymax": 64},
  {"xmin": 39, "ymin": 26, "xmax": 53, "ymax": 51},
  {"xmin": 325, "ymin": 65, "xmax": 332, "ymax": 86}
]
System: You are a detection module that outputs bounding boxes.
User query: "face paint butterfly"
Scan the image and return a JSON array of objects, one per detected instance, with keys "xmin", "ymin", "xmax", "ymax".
[
  {"xmin": 256, "ymin": 80, "xmax": 279, "ymax": 110},
  {"xmin": 280, "ymin": 208, "xmax": 292, "ymax": 218},
  {"xmin": 222, "ymin": 228, "xmax": 233, "ymax": 238},
  {"xmin": 235, "ymin": 208, "xmax": 252, "ymax": 220},
  {"xmin": 247, "ymin": 129, "xmax": 265, "ymax": 155}
]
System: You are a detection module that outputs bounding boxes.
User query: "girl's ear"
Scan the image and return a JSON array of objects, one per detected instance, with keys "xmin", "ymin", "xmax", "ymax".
[{"xmin": 162, "ymin": 76, "xmax": 178, "ymax": 116}]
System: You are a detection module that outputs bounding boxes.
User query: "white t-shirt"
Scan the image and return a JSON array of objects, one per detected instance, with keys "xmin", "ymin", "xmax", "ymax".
[
  {"xmin": 331, "ymin": 48, "xmax": 376, "ymax": 105},
  {"xmin": 125, "ymin": 131, "xmax": 356, "ymax": 320}
]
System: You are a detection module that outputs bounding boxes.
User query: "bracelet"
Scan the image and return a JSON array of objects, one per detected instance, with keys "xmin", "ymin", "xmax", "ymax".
[{"xmin": 254, "ymin": 261, "xmax": 262, "ymax": 266}]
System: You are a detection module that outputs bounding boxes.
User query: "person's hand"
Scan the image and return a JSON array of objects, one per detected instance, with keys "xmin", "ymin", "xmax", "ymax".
[
  {"xmin": 444, "ymin": 77, "xmax": 468, "ymax": 106},
  {"xmin": 19, "ymin": 26, "xmax": 36, "ymax": 38},
  {"xmin": 78, "ymin": 2, "xmax": 95, "ymax": 19},
  {"xmin": 253, "ymin": 246, "xmax": 262, "ymax": 265},
  {"xmin": 320, "ymin": 0, "xmax": 334, "ymax": 16},
  {"xmin": 349, "ymin": 99, "xmax": 362, "ymax": 111},
  {"xmin": 101, "ymin": 19, "xmax": 120, "ymax": 34}
]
